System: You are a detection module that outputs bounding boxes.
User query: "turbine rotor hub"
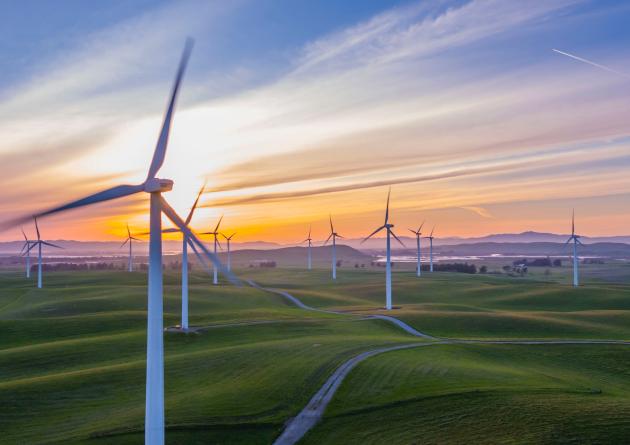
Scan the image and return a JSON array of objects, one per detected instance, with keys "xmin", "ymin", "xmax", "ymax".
[{"xmin": 144, "ymin": 178, "xmax": 174, "ymax": 193}]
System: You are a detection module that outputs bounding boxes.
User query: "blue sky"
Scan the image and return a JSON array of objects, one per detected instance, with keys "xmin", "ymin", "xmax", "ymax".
[{"xmin": 1, "ymin": 0, "xmax": 630, "ymax": 241}]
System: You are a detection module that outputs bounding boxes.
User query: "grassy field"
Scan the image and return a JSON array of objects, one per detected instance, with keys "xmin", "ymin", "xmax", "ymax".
[{"xmin": 1, "ymin": 264, "xmax": 630, "ymax": 444}]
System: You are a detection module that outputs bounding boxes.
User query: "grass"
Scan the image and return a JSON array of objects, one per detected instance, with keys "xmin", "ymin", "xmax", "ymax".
[
  {"xmin": 301, "ymin": 344, "xmax": 630, "ymax": 444},
  {"xmin": 2, "ymin": 264, "xmax": 630, "ymax": 443}
]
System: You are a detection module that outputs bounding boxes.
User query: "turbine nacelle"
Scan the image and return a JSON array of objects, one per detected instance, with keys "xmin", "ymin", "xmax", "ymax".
[{"xmin": 144, "ymin": 178, "xmax": 174, "ymax": 193}]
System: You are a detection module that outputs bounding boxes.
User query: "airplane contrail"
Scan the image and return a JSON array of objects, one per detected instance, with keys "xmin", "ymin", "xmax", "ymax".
[{"xmin": 552, "ymin": 48, "xmax": 630, "ymax": 79}]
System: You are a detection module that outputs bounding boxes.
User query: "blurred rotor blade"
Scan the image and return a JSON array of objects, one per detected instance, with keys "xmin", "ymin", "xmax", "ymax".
[
  {"xmin": 130, "ymin": 237, "xmax": 142, "ymax": 241},
  {"xmin": 408, "ymin": 228, "xmax": 417, "ymax": 235},
  {"xmin": 362, "ymin": 225, "xmax": 385, "ymax": 243},
  {"xmin": 162, "ymin": 228, "xmax": 180, "ymax": 233},
  {"xmin": 336, "ymin": 234, "xmax": 344, "ymax": 239},
  {"xmin": 329, "ymin": 215, "xmax": 334, "ymax": 233},
  {"xmin": 126, "ymin": 223, "xmax": 131, "ymax": 238},
  {"xmin": 21, "ymin": 227, "xmax": 28, "ymax": 241},
  {"xmin": 35, "ymin": 217, "xmax": 40, "ymax": 240},
  {"xmin": 324, "ymin": 233, "xmax": 333, "ymax": 246},
  {"xmin": 146, "ymin": 38, "xmax": 194, "ymax": 180},
  {"xmin": 121, "ymin": 238, "xmax": 130, "ymax": 248},
  {"xmin": 160, "ymin": 196, "xmax": 238, "ymax": 284},
  {"xmin": 418, "ymin": 221, "xmax": 425, "ymax": 233}
]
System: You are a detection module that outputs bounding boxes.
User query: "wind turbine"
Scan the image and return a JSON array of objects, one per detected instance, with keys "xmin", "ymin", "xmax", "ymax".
[
  {"xmin": 202, "ymin": 216, "xmax": 223, "ymax": 285},
  {"xmin": 1, "ymin": 40, "xmax": 235, "ymax": 445},
  {"xmin": 24, "ymin": 218, "xmax": 63, "ymax": 288},
  {"xmin": 151, "ymin": 183, "xmax": 205, "ymax": 331},
  {"xmin": 425, "ymin": 227, "xmax": 435, "ymax": 273},
  {"xmin": 20, "ymin": 228, "xmax": 35, "ymax": 278},
  {"xmin": 566, "ymin": 210, "xmax": 582, "ymax": 287},
  {"xmin": 324, "ymin": 216, "xmax": 343, "ymax": 280},
  {"xmin": 121, "ymin": 224, "xmax": 141, "ymax": 272},
  {"xmin": 409, "ymin": 221, "xmax": 424, "ymax": 277},
  {"xmin": 222, "ymin": 232, "xmax": 236, "ymax": 272},
  {"xmin": 362, "ymin": 189, "xmax": 405, "ymax": 310},
  {"xmin": 302, "ymin": 226, "xmax": 313, "ymax": 270}
]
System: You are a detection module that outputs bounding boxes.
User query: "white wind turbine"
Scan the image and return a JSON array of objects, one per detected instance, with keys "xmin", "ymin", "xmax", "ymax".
[
  {"xmin": 425, "ymin": 226, "xmax": 436, "ymax": 273},
  {"xmin": 301, "ymin": 226, "xmax": 313, "ymax": 270},
  {"xmin": 1, "ymin": 39, "xmax": 235, "ymax": 445},
  {"xmin": 24, "ymin": 218, "xmax": 63, "ymax": 288},
  {"xmin": 222, "ymin": 232, "xmax": 236, "ymax": 272},
  {"xmin": 120, "ymin": 224, "xmax": 141, "ymax": 272},
  {"xmin": 202, "ymin": 216, "xmax": 223, "ymax": 285},
  {"xmin": 20, "ymin": 228, "xmax": 35, "ymax": 278},
  {"xmin": 362, "ymin": 189, "xmax": 405, "ymax": 310},
  {"xmin": 565, "ymin": 210, "xmax": 582, "ymax": 287},
  {"xmin": 155, "ymin": 183, "xmax": 205, "ymax": 331},
  {"xmin": 324, "ymin": 216, "xmax": 343, "ymax": 280},
  {"xmin": 409, "ymin": 221, "xmax": 425, "ymax": 277}
]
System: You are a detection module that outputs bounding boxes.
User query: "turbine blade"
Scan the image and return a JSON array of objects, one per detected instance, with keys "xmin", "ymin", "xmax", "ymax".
[
  {"xmin": 336, "ymin": 234, "xmax": 344, "ymax": 239},
  {"xmin": 324, "ymin": 233, "xmax": 333, "ymax": 246},
  {"xmin": 408, "ymin": 228, "xmax": 416, "ymax": 235},
  {"xmin": 130, "ymin": 237, "xmax": 142, "ymax": 241},
  {"xmin": 430, "ymin": 226, "xmax": 435, "ymax": 237},
  {"xmin": 42, "ymin": 241, "xmax": 63, "ymax": 249},
  {"xmin": 21, "ymin": 227, "xmax": 27, "ymax": 241},
  {"xmin": 572, "ymin": 209, "xmax": 575, "ymax": 236},
  {"xmin": 127, "ymin": 223, "xmax": 131, "ymax": 238},
  {"xmin": 362, "ymin": 225, "xmax": 385, "ymax": 243},
  {"xmin": 390, "ymin": 229, "xmax": 406, "ymax": 248},
  {"xmin": 308, "ymin": 225, "xmax": 311, "ymax": 239},
  {"xmin": 329, "ymin": 215, "xmax": 334, "ymax": 234},
  {"xmin": 160, "ymin": 196, "xmax": 238, "ymax": 284},
  {"xmin": 121, "ymin": 238, "xmax": 130, "ymax": 248},
  {"xmin": 185, "ymin": 180, "xmax": 206, "ymax": 225},
  {"xmin": 419, "ymin": 221, "xmax": 425, "ymax": 232},
  {"xmin": 214, "ymin": 215, "xmax": 223, "ymax": 233},
  {"xmin": 34, "ymin": 217, "xmax": 40, "ymax": 240},
  {"xmin": 162, "ymin": 228, "xmax": 180, "ymax": 233},
  {"xmin": 146, "ymin": 38, "xmax": 194, "ymax": 180},
  {"xmin": 384, "ymin": 187, "xmax": 391, "ymax": 225}
]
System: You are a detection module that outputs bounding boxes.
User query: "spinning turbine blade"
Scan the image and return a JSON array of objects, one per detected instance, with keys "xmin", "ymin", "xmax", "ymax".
[
  {"xmin": 35, "ymin": 217, "xmax": 40, "ymax": 240},
  {"xmin": 121, "ymin": 238, "xmax": 130, "ymax": 248},
  {"xmin": 572, "ymin": 209, "xmax": 575, "ymax": 236},
  {"xmin": 146, "ymin": 38, "xmax": 194, "ymax": 181},
  {"xmin": 324, "ymin": 233, "xmax": 333, "ymax": 245},
  {"xmin": 329, "ymin": 215, "xmax": 334, "ymax": 234},
  {"xmin": 127, "ymin": 224, "xmax": 131, "ymax": 238},
  {"xmin": 418, "ymin": 221, "xmax": 425, "ymax": 233},
  {"xmin": 21, "ymin": 228, "xmax": 27, "ymax": 241},
  {"xmin": 160, "ymin": 196, "xmax": 238, "ymax": 284},
  {"xmin": 162, "ymin": 228, "xmax": 180, "ymax": 233}
]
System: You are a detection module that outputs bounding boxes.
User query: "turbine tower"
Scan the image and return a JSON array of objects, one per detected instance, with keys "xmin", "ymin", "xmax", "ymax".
[
  {"xmin": 302, "ymin": 226, "xmax": 313, "ymax": 270},
  {"xmin": 222, "ymin": 232, "xmax": 236, "ymax": 272},
  {"xmin": 20, "ymin": 228, "xmax": 35, "ymax": 278},
  {"xmin": 121, "ymin": 224, "xmax": 141, "ymax": 272},
  {"xmin": 2, "ymin": 40, "xmax": 236, "ymax": 445},
  {"xmin": 362, "ymin": 188, "xmax": 405, "ymax": 310},
  {"xmin": 425, "ymin": 227, "xmax": 436, "ymax": 273},
  {"xmin": 409, "ymin": 221, "xmax": 424, "ymax": 277},
  {"xmin": 202, "ymin": 216, "xmax": 223, "ymax": 285},
  {"xmin": 24, "ymin": 218, "xmax": 63, "ymax": 288},
  {"xmin": 566, "ymin": 210, "xmax": 582, "ymax": 287},
  {"xmin": 324, "ymin": 216, "xmax": 343, "ymax": 280}
]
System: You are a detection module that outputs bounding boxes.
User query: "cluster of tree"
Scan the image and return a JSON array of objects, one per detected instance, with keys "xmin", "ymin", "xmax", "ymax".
[
  {"xmin": 511, "ymin": 257, "xmax": 561, "ymax": 267},
  {"xmin": 353, "ymin": 263, "xmax": 366, "ymax": 268},
  {"xmin": 423, "ymin": 263, "xmax": 477, "ymax": 274},
  {"xmin": 250, "ymin": 261, "xmax": 276, "ymax": 268},
  {"xmin": 35, "ymin": 262, "xmax": 127, "ymax": 272}
]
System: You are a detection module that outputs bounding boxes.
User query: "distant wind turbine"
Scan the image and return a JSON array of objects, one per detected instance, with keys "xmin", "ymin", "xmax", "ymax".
[
  {"xmin": 425, "ymin": 227, "xmax": 436, "ymax": 273},
  {"xmin": 565, "ymin": 210, "xmax": 582, "ymax": 287},
  {"xmin": 2, "ymin": 40, "xmax": 236, "ymax": 445},
  {"xmin": 302, "ymin": 226, "xmax": 313, "ymax": 270},
  {"xmin": 363, "ymin": 188, "xmax": 405, "ymax": 310},
  {"xmin": 324, "ymin": 216, "xmax": 343, "ymax": 280},
  {"xmin": 120, "ymin": 224, "xmax": 141, "ymax": 272},
  {"xmin": 24, "ymin": 218, "xmax": 63, "ymax": 288},
  {"xmin": 409, "ymin": 221, "xmax": 425, "ymax": 277},
  {"xmin": 202, "ymin": 216, "xmax": 223, "ymax": 285},
  {"xmin": 150, "ymin": 183, "xmax": 205, "ymax": 331},
  {"xmin": 222, "ymin": 232, "xmax": 236, "ymax": 272},
  {"xmin": 20, "ymin": 228, "xmax": 35, "ymax": 278}
]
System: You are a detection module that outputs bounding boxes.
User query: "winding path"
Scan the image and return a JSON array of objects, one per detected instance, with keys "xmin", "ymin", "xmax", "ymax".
[{"xmin": 246, "ymin": 280, "xmax": 630, "ymax": 445}]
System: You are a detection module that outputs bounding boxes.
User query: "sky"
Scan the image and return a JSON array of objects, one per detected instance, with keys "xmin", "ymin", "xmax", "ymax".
[{"xmin": 1, "ymin": 0, "xmax": 630, "ymax": 243}]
